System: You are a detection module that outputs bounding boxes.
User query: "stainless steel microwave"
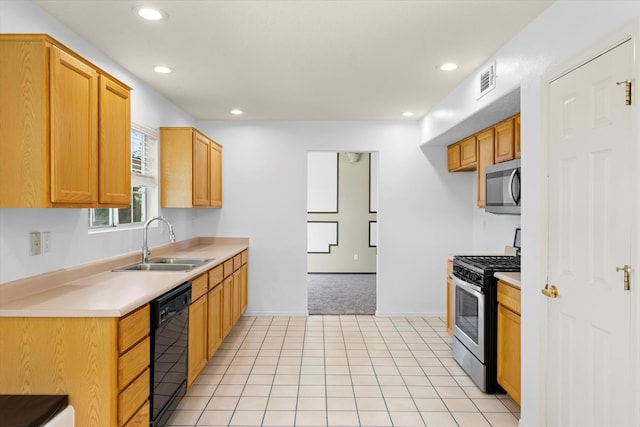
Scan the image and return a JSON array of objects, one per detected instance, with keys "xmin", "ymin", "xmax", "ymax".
[{"xmin": 485, "ymin": 159, "xmax": 521, "ymax": 215}]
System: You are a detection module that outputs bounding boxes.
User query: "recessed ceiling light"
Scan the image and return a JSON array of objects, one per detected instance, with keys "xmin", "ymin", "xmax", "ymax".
[
  {"xmin": 402, "ymin": 111, "xmax": 415, "ymax": 117},
  {"xmin": 153, "ymin": 65, "xmax": 173, "ymax": 74},
  {"xmin": 135, "ymin": 7, "xmax": 167, "ymax": 21},
  {"xmin": 439, "ymin": 63, "xmax": 458, "ymax": 71},
  {"xmin": 230, "ymin": 109, "xmax": 244, "ymax": 115}
]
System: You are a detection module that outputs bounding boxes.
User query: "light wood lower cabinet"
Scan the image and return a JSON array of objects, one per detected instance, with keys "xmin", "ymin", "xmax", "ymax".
[
  {"xmin": 207, "ymin": 281, "xmax": 224, "ymax": 359},
  {"xmin": 497, "ymin": 280, "xmax": 521, "ymax": 405},
  {"xmin": 188, "ymin": 274, "xmax": 209, "ymax": 386},
  {"xmin": 0, "ymin": 304, "xmax": 150, "ymax": 427}
]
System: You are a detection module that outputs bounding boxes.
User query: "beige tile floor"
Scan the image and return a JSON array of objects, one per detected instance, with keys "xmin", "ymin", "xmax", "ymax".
[{"xmin": 167, "ymin": 316, "xmax": 520, "ymax": 426}]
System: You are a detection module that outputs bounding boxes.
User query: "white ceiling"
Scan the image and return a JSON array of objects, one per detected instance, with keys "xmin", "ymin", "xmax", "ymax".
[{"xmin": 34, "ymin": 0, "xmax": 553, "ymax": 121}]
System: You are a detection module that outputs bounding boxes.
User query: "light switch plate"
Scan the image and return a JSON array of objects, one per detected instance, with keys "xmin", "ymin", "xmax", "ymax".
[{"xmin": 30, "ymin": 231, "xmax": 41, "ymax": 256}]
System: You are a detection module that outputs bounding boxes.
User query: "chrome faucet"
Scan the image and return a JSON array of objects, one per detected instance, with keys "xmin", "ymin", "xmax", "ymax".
[{"xmin": 142, "ymin": 216, "xmax": 176, "ymax": 264}]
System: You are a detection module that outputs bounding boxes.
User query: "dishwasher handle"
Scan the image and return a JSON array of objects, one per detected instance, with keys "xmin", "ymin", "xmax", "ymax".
[{"xmin": 152, "ymin": 281, "xmax": 192, "ymax": 328}]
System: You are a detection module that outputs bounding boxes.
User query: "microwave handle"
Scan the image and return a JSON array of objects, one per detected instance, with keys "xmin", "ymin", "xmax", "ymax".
[{"xmin": 508, "ymin": 169, "xmax": 521, "ymax": 204}]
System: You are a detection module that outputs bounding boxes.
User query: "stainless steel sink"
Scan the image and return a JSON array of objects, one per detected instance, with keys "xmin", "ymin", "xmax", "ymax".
[
  {"xmin": 113, "ymin": 263, "xmax": 196, "ymax": 272},
  {"xmin": 112, "ymin": 257, "xmax": 213, "ymax": 272},
  {"xmin": 149, "ymin": 257, "xmax": 213, "ymax": 266}
]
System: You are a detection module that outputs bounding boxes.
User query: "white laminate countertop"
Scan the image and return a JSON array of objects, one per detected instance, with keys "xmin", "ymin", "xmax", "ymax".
[
  {"xmin": 494, "ymin": 272, "xmax": 521, "ymax": 288},
  {"xmin": 0, "ymin": 237, "xmax": 248, "ymax": 318}
]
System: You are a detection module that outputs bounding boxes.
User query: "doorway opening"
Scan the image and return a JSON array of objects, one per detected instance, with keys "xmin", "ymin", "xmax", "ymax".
[{"xmin": 306, "ymin": 151, "xmax": 378, "ymax": 315}]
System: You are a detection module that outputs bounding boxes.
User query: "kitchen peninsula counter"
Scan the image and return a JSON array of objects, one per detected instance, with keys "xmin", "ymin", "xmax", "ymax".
[
  {"xmin": 0, "ymin": 237, "xmax": 248, "ymax": 317},
  {"xmin": 494, "ymin": 271, "xmax": 521, "ymax": 288}
]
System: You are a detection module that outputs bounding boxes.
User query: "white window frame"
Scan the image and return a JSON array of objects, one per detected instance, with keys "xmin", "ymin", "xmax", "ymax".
[{"xmin": 88, "ymin": 123, "xmax": 159, "ymax": 232}]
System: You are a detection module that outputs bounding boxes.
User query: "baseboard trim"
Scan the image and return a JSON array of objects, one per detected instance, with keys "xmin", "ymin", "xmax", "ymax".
[
  {"xmin": 375, "ymin": 311, "xmax": 446, "ymax": 317},
  {"xmin": 307, "ymin": 272, "xmax": 376, "ymax": 275},
  {"xmin": 243, "ymin": 311, "xmax": 309, "ymax": 317}
]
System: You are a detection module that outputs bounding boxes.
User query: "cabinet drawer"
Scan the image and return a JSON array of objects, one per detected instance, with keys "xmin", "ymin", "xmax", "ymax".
[
  {"xmin": 233, "ymin": 254, "xmax": 242, "ymax": 271},
  {"xmin": 192, "ymin": 273, "xmax": 208, "ymax": 301},
  {"xmin": 241, "ymin": 250, "xmax": 248, "ymax": 265},
  {"xmin": 119, "ymin": 336, "xmax": 150, "ymax": 391},
  {"xmin": 123, "ymin": 400, "xmax": 149, "ymax": 427},
  {"xmin": 223, "ymin": 259, "xmax": 234, "ymax": 278},
  {"xmin": 119, "ymin": 305, "xmax": 150, "ymax": 353},
  {"xmin": 498, "ymin": 280, "xmax": 521, "ymax": 315},
  {"xmin": 208, "ymin": 264, "xmax": 224, "ymax": 288},
  {"xmin": 118, "ymin": 368, "xmax": 149, "ymax": 426}
]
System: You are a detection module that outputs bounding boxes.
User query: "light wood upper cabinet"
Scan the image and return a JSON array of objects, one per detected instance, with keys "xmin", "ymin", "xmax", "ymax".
[
  {"xmin": 0, "ymin": 34, "xmax": 131, "ymax": 208},
  {"xmin": 50, "ymin": 46, "xmax": 99, "ymax": 204},
  {"xmin": 193, "ymin": 131, "xmax": 210, "ymax": 207},
  {"xmin": 447, "ymin": 136, "xmax": 477, "ymax": 172},
  {"xmin": 447, "ymin": 143, "xmax": 461, "ymax": 171},
  {"xmin": 515, "ymin": 115, "xmax": 521, "ymax": 159},
  {"xmin": 210, "ymin": 142, "xmax": 223, "ymax": 208},
  {"xmin": 160, "ymin": 127, "xmax": 223, "ymax": 208},
  {"xmin": 476, "ymin": 128, "xmax": 495, "ymax": 208},
  {"xmin": 494, "ymin": 117, "xmax": 516, "ymax": 163},
  {"xmin": 99, "ymin": 75, "xmax": 131, "ymax": 205}
]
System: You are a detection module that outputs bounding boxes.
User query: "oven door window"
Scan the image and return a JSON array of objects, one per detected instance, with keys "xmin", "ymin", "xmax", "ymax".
[{"xmin": 455, "ymin": 285, "xmax": 480, "ymax": 342}]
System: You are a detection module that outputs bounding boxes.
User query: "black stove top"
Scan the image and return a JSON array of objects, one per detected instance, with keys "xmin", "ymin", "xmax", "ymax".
[{"xmin": 453, "ymin": 255, "xmax": 521, "ymax": 275}]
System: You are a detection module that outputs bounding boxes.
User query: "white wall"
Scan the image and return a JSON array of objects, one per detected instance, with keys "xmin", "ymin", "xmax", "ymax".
[
  {"xmin": 195, "ymin": 121, "xmax": 474, "ymax": 316},
  {"xmin": 420, "ymin": 2, "xmax": 640, "ymax": 427},
  {"xmin": 0, "ymin": 0, "xmax": 199, "ymax": 283}
]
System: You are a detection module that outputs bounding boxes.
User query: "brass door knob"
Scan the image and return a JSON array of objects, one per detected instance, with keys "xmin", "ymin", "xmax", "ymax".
[
  {"xmin": 541, "ymin": 285, "xmax": 558, "ymax": 298},
  {"xmin": 616, "ymin": 265, "xmax": 631, "ymax": 291}
]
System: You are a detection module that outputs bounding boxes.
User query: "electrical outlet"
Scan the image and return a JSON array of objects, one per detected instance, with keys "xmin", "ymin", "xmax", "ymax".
[
  {"xmin": 30, "ymin": 231, "xmax": 41, "ymax": 256},
  {"xmin": 353, "ymin": 253, "xmax": 359, "ymax": 261},
  {"xmin": 42, "ymin": 232, "xmax": 51, "ymax": 253}
]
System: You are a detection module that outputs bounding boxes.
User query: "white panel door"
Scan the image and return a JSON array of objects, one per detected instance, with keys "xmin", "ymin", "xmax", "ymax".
[{"xmin": 546, "ymin": 39, "xmax": 635, "ymax": 426}]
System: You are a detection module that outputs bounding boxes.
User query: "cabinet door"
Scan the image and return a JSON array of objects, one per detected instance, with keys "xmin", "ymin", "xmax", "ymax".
[
  {"xmin": 476, "ymin": 128, "xmax": 495, "ymax": 208},
  {"xmin": 447, "ymin": 143, "xmax": 461, "ymax": 172},
  {"xmin": 232, "ymin": 269, "xmax": 241, "ymax": 323},
  {"xmin": 192, "ymin": 131, "xmax": 210, "ymax": 206},
  {"xmin": 460, "ymin": 136, "xmax": 477, "ymax": 168},
  {"xmin": 515, "ymin": 114, "xmax": 521, "ymax": 159},
  {"xmin": 446, "ymin": 276, "xmax": 453, "ymax": 337},
  {"xmin": 207, "ymin": 284, "xmax": 223, "ymax": 359},
  {"xmin": 50, "ymin": 46, "xmax": 99, "ymax": 204},
  {"xmin": 494, "ymin": 118, "xmax": 515, "ymax": 163},
  {"xmin": 446, "ymin": 259, "xmax": 453, "ymax": 336},
  {"xmin": 497, "ymin": 304, "xmax": 521, "ymax": 405},
  {"xmin": 188, "ymin": 295, "xmax": 208, "ymax": 387},
  {"xmin": 210, "ymin": 141, "xmax": 222, "ymax": 207},
  {"xmin": 240, "ymin": 263, "xmax": 248, "ymax": 313},
  {"xmin": 222, "ymin": 276, "xmax": 234, "ymax": 337},
  {"xmin": 99, "ymin": 75, "xmax": 131, "ymax": 205}
]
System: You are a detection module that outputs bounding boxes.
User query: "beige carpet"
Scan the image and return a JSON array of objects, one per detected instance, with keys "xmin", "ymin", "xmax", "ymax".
[{"xmin": 307, "ymin": 274, "xmax": 376, "ymax": 315}]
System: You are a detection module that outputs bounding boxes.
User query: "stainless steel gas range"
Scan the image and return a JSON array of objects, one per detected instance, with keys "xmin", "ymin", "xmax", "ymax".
[{"xmin": 451, "ymin": 255, "xmax": 520, "ymax": 393}]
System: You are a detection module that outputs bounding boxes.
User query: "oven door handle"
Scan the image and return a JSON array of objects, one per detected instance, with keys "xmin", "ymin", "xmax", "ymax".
[{"xmin": 453, "ymin": 276, "xmax": 483, "ymax": 296}]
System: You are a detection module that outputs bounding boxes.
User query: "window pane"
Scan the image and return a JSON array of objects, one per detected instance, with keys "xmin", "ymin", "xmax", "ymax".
[
  {"xmin": 91, "ymin": 208, "xmax": 111, "ymax": 227},
  {"xmin": 118, "ymin": 205, "xmax": 132, "ymax": 225},
  {"xmin": 132, "ymin": 186, "xmax": 146, "ymax": 223}
]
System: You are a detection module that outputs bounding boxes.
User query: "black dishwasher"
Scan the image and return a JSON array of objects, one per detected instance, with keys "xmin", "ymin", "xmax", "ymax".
[{"xmin": 150, "ymin": 281, "xmax": 191, "ymax": 427}]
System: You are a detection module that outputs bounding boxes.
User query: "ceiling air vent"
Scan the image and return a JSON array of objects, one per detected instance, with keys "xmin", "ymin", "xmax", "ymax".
[{"xmin": 478, "ymin": 62, "xmax": 496, "ymax": 99}]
